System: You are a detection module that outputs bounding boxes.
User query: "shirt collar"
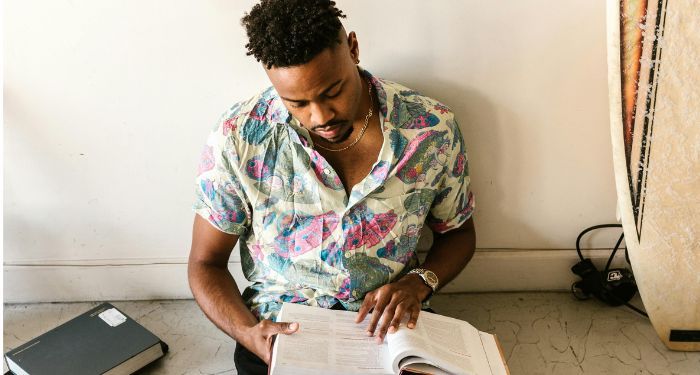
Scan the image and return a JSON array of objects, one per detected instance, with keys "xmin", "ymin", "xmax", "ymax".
[{"xmin": 275, "ymin": 68, "xmax": 402, "ymax": 208}]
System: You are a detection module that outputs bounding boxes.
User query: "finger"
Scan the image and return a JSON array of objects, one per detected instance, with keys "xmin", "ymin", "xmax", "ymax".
[
  {"xmin": 388, "ymin": 304, "xmax": 407, "ymax": 334},
  {"xmin": 366, "ymin": 294, "xmax": 390, "ymax": 336},
  {"xmin": 407, "ymin": 308, "xmax": 420, "ymax": 329},
  {"xmin": 356, "ymin": 293, "xmax": 375, "ymax": 323},
  {"xmin": 264, "ymin": 334, "xmax": 276, "ymax": 365},
  {"xmin": 376, "ymin": 301, "xmax": 400, "ymax": 343},
  {"xmin": 276, "ymin": 321, "xmax": 299, "ymax": 335},
  {"xmin": 261, "ymin": 320, "xmax": 299, "ymax": 336}
]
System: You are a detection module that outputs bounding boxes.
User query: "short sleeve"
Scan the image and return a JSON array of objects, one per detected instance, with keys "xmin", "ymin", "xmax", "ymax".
[
  {"xmin": 425, "ymin": 120, "xmax": 475, "ymax": 234},
  {"xmin": 192, "ymin": 123, "xmax": 251, "ymax": 235}
]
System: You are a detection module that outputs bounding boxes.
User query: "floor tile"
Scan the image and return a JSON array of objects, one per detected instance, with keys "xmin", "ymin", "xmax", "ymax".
[{"xmin": 4, "ymin": 293, "xmax": 699, "ymax": 374}]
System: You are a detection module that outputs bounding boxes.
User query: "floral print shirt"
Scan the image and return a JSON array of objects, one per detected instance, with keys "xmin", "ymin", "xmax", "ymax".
[{"xmin": 193, "ymin": 69, "xmax": 475, "ymax": 320}]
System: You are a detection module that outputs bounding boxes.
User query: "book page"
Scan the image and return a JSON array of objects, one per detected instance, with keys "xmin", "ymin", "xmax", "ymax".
[
  {"xmin": 479, "ymin": 332, "xmax": 509, "ymax": 375},
  {"xmin": 398, "ymin": 359, "xmax": 451, "ymax": 375},
  {"xmin": 386, "ymin": 311, "xmax": 498, "ymax": 374},
  {"xmin": 270, "ymin": 303, "xmax": 392, "ymax": 375}
]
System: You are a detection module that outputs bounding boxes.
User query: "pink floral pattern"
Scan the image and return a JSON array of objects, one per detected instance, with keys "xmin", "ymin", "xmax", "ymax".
[{"xmin": 193, "ymin": 70, "xmax": 474, "ymax": 320}]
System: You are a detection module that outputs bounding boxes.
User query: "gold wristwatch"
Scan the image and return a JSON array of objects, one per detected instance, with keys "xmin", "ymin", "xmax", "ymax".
[{"xmin": 408, "ymin": 268, "xmax": 439, "ymax": 299}]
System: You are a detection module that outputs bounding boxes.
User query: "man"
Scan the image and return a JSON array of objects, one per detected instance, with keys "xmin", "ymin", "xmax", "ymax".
[{"xmin": 188, "ymin": 1, "xmax": 476, "ymax": 374}]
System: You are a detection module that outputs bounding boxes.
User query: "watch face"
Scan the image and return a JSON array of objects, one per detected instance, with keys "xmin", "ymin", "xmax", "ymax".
[{"xmin": 424, "ymin": 271, "xmax": 439, "ymax": 287}]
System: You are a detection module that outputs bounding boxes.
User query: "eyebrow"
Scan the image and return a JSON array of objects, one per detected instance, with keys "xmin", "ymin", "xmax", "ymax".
[{"xmin": 281, "ymin": 79, "xmax": 343, "ymax": 103}]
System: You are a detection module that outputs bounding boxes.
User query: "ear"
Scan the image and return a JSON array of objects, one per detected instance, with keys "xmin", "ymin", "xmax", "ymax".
[{"xmin": 347, "ymin": 31, "xmax": 360, "ymax": 64}]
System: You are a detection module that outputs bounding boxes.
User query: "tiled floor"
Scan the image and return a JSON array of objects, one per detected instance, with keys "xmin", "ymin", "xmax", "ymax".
[{"xmin": 4, "ymin": 293, "xmax": 700, "ymax": 374}]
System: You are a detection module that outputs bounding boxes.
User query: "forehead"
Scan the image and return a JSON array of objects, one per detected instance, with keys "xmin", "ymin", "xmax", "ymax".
[{"xmin": 265, "ymin": 47, "xmax": 347, "ymax": 99}]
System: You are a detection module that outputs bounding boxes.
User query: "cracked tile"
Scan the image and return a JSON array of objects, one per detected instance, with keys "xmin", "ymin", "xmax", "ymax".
[{"xmin": 4, "ymin": 293, "xmax": 700, "ymax": 374}]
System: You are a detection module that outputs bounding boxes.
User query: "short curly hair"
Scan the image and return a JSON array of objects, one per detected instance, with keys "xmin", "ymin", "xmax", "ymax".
[{"xmin": 241, "ymin": 0, "xmax": 347, "ymax": 69}]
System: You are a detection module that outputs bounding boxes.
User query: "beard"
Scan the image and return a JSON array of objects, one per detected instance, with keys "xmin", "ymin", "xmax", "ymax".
[{"xmin": 312, "ymin": 120, "xmax": 354, "ymax": 144}]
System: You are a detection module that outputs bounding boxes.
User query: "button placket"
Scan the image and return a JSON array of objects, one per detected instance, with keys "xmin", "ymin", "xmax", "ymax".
[{"xmin": 342, "ymin": 214, "xmax": 353, "ymax": 258}]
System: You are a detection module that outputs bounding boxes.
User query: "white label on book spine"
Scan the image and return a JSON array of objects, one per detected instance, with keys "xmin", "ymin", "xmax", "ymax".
[{"xmin": 99, "ymin": 308, "xmax": 127, "ymax": 327}]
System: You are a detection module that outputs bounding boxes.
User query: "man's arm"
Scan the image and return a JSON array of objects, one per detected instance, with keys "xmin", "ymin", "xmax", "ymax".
[
  {"xmin": 356, "ymin": 217, "xmax": 476, "ymax": 342},
  {"xmin": 420, "ymin": 216, "xmax": 477, "ymax": 296},
  {"xmin": 188, "ymin": 214, "xmax": 298, "ymax": 364}
]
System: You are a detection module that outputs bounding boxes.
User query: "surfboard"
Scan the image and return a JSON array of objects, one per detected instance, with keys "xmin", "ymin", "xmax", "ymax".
[{"xmin": 607, "ymin": 0, "xmax": 700, "ymax": 351}]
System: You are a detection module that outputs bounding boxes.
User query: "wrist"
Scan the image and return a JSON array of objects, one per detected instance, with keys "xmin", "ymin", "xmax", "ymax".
[
  {"xmin": 404, "ymin": 273, "xmax": 433, "ymax": 302},
  {"xmin": 236, "ymin": 322, "xmax": 260, "ymax": 349},
  {"xmin": 406, "ymin": 268, "xmax": 439, "ymax": 301},
  {"xmin": 232, "ymin": 317, "xmax": 259, "ymax": 343}
]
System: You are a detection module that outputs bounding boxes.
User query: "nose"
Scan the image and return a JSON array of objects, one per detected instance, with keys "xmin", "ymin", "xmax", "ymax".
[{"xmin": 309, "ymin": 102, "xmax": 335, "ymax": 127}]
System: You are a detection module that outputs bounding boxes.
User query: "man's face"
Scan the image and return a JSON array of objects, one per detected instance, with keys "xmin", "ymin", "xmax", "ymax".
[{"xmin": 265, "ymin": 32, "xmax": 363, "ymax": 144}]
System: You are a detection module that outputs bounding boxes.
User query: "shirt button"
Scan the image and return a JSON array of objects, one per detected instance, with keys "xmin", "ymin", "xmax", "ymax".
[{"xmin": 345, "ymin": 251, "xmax": 352, "ymax": 258}]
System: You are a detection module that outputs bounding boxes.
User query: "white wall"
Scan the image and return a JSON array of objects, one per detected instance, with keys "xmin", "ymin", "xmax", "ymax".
[{"xmin": 4, "ymin": 1, "xmax": 623, "ymax": 302}]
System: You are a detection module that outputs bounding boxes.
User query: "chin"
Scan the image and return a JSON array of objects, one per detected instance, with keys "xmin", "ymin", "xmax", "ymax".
[
  {"xmin": 322, "ymin": 135, "xmax": 346, "ymax": 144},
  {"xmin": 317, "ymin": 125, "xmax": 353, "ymax": 144}
]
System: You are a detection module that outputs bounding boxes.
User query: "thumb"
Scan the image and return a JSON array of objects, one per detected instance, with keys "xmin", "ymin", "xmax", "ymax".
[{"xmin": 275, "ymin": 321, "xmax": 299, "ymax": 335}]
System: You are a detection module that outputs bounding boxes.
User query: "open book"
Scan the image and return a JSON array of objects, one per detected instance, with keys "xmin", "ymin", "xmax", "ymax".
[{"xmin": 270, "ymin": 303, "xmax": 509, "ymax": 375}]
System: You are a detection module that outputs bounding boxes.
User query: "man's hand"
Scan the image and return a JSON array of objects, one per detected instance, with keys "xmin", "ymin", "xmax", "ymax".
[
  {"xmin": 240, "ymin": 320, "xmax": 299, "ymax": 364},
  {"xmin": 355, "ymin": 275, "xmax": 431, "ymax": 344}
]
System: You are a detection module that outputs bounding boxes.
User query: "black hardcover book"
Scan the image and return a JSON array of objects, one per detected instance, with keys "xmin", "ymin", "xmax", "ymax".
[{"xmin": 4, "ymin": 303, "xmax": 168, "ymax": 375}]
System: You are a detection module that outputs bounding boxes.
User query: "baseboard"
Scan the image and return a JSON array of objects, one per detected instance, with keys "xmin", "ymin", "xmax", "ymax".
[{"xmin": 3, "ymin": 249, "xmax": 627, "ymax": 303}]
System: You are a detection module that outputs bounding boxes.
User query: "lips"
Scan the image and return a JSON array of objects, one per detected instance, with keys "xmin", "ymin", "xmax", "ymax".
[{"xmin": 315, "ymin": 125, "xmax": 343, "ymax": 138}]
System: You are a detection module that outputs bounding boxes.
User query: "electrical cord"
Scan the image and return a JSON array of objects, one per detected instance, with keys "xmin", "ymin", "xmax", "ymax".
[
  {"xmin": 605, "ymin": 233, "xmax": 648, "ymax": 317},
  {"xmin": 573, "ymin": 224, "xmax": 648, "ymax": 318},
  {"xmin": 575, "ymin": 223, "xmax": 622, "ymax": 261},
  {"xmin": 624, "ymin": 301, "xmax": 649, "ymax": 317},
  {"xmin": 604, "ymin": 233, "xmax": 625, "ymax": 274}
]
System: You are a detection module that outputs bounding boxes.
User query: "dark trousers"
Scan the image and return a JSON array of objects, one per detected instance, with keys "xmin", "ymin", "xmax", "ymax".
[
  {"xmin": 233, "ymin": 342, "xmax": 268, "ymax": 375},
  {"xmin": 233, "ymin": 304, "xmax": 435, "ymax": 375}
]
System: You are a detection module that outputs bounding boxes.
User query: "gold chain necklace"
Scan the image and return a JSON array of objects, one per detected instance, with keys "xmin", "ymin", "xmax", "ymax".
[{"xmin": 314, "ymin": 79, "xmax": 373, "ymax": 152}]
